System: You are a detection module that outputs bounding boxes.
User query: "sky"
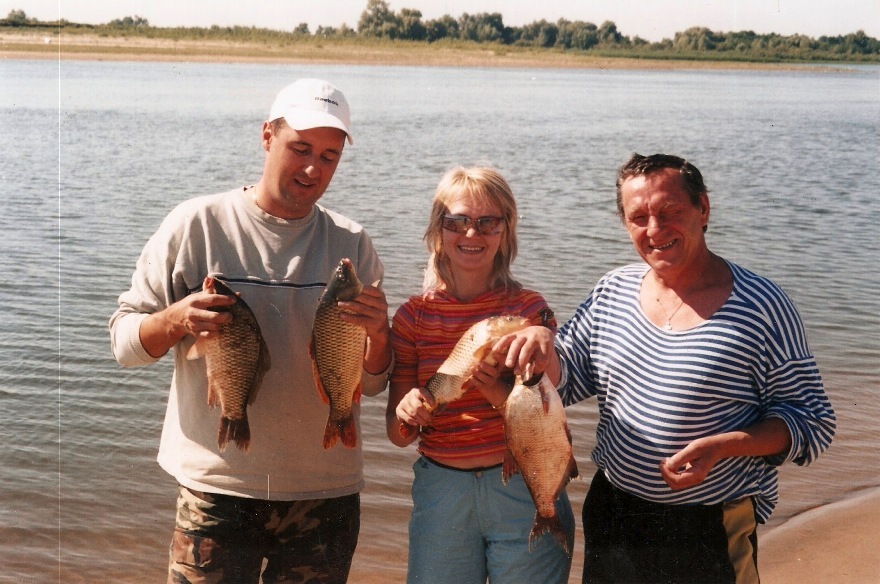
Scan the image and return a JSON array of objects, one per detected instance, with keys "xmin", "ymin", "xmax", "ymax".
[{"xmin": 3, "ymin": 1, "xmax": 878, "ymax": 42}]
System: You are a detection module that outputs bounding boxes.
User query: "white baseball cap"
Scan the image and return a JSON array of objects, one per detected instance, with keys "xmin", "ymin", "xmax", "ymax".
[{"xmin": 268, "ymin": 78, "xmax": 353, "ymax": 144}]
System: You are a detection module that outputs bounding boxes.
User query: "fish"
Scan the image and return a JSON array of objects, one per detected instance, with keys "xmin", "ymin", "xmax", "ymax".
[
  {"xmin": 311, "ymin": 258, "xmax": 366, "ymax": 449},
  {"xmin": 426, "ymin": 315, "xmax": 530, "ymax": 405},
  {"xmin": 502, "ymin": 372, "xmax": 579, "ymax": 555},
  {"xmin": 399, "ymin": 315, "xmax": 530, "ymax": 437},
  {"xmin": 186, "ymin": 276, "xmax": 271, "ymax": 452}
]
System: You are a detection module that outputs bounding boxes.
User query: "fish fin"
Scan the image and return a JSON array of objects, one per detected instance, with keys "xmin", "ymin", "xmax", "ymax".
[
  {"xmin": 531, "ymin": 513, "xmax": 571, "ymax": 556},
  {"xmin": 206, "ymin": 379, "xmax": 220, "ymax": 408},
  {"xmin": 472, "ymin": 343, "xmax": 495, "ymax": 366},
  {"xmin": 218, "ymin": 415, "xmax": 251, "ymax": 453},
  {"xmin": 399, "ymin": 421, "xmax": 417, "ymax": 439},
  {"xmin": 186, "ymin": 338, "xmax": 206, "ymax": 360},
  {"xmin": 567, "ymin": 455, "xmax": 580, "ymax": 482},
  {"xmin": 502, "ymin": 449, "xmax": 519, "ymax": 485},
  {"xmin": 353, "ymin": 382, "xmax": 363, "ymax": 404}
]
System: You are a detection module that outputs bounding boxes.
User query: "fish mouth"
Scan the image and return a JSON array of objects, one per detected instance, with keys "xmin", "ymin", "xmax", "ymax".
[{"xmin": 522, "ymin": 372, "xmax": 544, "ymax": 387}]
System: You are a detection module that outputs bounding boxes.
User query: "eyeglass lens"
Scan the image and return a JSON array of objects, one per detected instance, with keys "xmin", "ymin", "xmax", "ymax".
[{"xmin": 442, "ymin": 215, "xmax": 503, "ymax": 235}]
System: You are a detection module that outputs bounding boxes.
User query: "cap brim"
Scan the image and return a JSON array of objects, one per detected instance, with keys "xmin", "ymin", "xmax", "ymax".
[{"xmin": 280, "ymin": 111, "xmax": 353, "ymax": 144}]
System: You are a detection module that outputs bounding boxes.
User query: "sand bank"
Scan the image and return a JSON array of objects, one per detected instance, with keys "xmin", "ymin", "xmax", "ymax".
[
  {"xmin": 0, "ymin": 31, "xmax": 851, "ymax": 72},
  {"xmin": 759, "ymin": 487, "xmax": 880, "ymax": 582}
]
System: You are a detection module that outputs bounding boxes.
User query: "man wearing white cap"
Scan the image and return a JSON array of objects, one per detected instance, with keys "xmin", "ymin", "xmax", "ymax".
[{"xmin": 111, "ymin": 79, "xmax": 392, "ymax": 583}]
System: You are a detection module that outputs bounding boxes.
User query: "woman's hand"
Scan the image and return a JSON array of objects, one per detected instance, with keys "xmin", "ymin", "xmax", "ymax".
[{"xmin": 395, "ymin": 387, "xmax": 437, "ymax": 429}]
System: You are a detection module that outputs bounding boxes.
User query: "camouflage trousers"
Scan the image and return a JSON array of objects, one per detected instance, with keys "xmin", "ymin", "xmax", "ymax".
[{"xmin": 168, "ymin": 485, "xmax": 360, "ymax": 584}]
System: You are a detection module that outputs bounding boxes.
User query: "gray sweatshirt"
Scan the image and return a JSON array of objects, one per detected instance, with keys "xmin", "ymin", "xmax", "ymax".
[{"xmin": 110, "ymin": 187, "xmax": 388, "ymax": 500}]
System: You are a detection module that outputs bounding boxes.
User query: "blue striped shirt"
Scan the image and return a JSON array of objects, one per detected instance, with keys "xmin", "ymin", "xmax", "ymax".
[{"xmin": 556, "ymin": 261, "xmax": 835, "ymax": 522}]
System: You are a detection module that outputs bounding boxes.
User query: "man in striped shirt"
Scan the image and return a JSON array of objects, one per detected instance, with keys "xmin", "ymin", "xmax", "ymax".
[{"xmin": 496, "ymin": 153, "xmax": 835, "ymax": 583}]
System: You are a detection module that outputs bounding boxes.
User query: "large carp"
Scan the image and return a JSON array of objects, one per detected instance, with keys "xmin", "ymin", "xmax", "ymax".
[
  {"xmin": 399, "ymin": 315, "xmax": 530, "ymax": 437},
  {"xmin": 186, "ymin": 277, "xmax": 270, "ymax": 452},
  {"xmin": 427, "ymin": 315, "xmax": 530, "ymax": 405},
  {"xmin": 502, "ymin": 373, "xmax": 578, "ymax": 555},
  {"xmin": 311, "ymin": 258, "xmax": 367, "ymax": 449}
]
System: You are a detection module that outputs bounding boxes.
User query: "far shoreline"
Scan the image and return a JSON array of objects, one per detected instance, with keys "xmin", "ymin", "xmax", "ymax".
[{"xmin": 0, "ymin": 31, "xmax": 864, "ymax": 72}]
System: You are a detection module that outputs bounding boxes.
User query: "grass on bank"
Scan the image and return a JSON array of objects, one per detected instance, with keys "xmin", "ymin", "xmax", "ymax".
[{"xmin": 2, "ymin": 25, "xmax": 877, "ymax": 68}]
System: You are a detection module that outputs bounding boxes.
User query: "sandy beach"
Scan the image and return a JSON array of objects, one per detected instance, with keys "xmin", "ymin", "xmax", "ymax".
[{"xmin": 759, "ymin": 487, "xmax": 880, "ymax": 582}]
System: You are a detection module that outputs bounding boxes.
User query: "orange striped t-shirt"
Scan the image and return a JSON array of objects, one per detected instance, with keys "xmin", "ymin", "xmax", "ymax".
[{"xmin": 390, "ymin": 287, "xmax": 557, "ymax": 462}]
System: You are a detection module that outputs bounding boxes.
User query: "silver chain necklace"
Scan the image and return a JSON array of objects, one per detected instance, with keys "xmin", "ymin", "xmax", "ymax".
[{"xmin": 656, "ymin": 294, "xmax": 687, "ymax": 330}]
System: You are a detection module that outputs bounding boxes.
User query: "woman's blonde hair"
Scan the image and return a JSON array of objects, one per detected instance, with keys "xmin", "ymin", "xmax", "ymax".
[{"xmin": 422, "ymin": 166, "xmax": 520, "ymax": 293}]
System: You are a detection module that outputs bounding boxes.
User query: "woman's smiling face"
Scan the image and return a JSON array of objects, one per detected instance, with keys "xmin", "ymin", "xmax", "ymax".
[{"xmin": 441, "ymin": 196, "xmax": 504, "ymax": 281}]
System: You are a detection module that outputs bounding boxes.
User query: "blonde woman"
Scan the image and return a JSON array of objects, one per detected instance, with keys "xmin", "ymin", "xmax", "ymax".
[{"xmin": 387, "ymin": 167, "xmax": 574, "ymax": 583}]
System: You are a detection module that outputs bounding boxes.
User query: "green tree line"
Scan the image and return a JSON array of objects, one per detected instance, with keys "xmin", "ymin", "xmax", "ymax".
[{"xmin": 4, "ymin": 1, "xmax": 879, "ymax": 62}]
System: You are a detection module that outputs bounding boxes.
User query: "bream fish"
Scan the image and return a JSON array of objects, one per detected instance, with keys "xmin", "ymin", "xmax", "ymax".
[
  {"xmin": 186, "ymin": 277, "xmax": 270, "ymax": 452},
  {"xmin": 311, "ymin": 258, "xmax": 366, "ymax": 449},
  {"xmin": 400, "ymin": 315, "xmax": 530, "ymax": 437},
  {"xmin": 502, "ymin": 373, "xmax": 579, "ymax": 555}
]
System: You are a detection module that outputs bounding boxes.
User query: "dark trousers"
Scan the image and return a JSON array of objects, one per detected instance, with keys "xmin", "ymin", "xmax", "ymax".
[{"xmin": 582, "ymin": 470, "xmax": 758, "ymax": 584}]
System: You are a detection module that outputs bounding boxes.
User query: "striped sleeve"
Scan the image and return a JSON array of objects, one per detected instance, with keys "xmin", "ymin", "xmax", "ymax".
[
  {"xmin": 734, "ymin": 267, "xmax": 836, "ymax": 467},
  {"xmin": 555, "ymin": 273, "xmax": 610, "ymax": 406}
]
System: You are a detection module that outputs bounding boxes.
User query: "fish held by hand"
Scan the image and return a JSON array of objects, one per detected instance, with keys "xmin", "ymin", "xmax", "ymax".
[
  {"xmin": 186, "ymin": 277, "xmax": 270, "ymax": 452},
  {"xmin": 399, "ymin": 315, "xmax": 530, "ymax": 438},
  {"xmin": 502, "ymin": 373, "xmax": 578, "ymax": 555},
  {"xmin": 311, "ymin": 258, "xmax": 367, "ymax": 449}
]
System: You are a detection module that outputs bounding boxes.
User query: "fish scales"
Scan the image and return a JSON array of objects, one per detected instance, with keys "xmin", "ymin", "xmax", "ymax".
[
  {"xmin": 502, "ymin": 373, "xmax": 578, "ymax": 555},
  {"xmin": 311, "ymin": 258, "xmax": 366, "ymax": 449},
  {"xmin": 186, "ymin": 277, "xmax": 270, "ymax": 452}
]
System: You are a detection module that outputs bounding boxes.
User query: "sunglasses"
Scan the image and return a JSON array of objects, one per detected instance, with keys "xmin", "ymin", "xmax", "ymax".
[{"xmin": 441, "ymin": 214, "xmax": 504, "ymax": 235}]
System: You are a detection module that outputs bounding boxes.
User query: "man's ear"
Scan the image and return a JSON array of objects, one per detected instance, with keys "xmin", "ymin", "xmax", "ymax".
[{"xmin": 261, "ymin": 121, "xmax": 274, "ymax": 152}]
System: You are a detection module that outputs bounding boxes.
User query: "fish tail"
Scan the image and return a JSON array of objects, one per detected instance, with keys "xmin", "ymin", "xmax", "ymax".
[
  {"xmin": 530, "ymin": 513, "xmax": 571, "ymax": 556},
  {"xmin": 218, "ymin": 416, "xmax": 251, "ymax": 452},
  {"xmin": 322, "ymin": 421, "xmax": 339, "ymax": 449},
  {"xmin": 340, "ymin": 415, "xmax": 357, "ymax": 448},
  {"xmin": 323, "ymin": 415, "xmax": 357, "ymax": 449},
  {"xmin": 399, "ymin": 421, "xmax": 417, "ymax": 439}
]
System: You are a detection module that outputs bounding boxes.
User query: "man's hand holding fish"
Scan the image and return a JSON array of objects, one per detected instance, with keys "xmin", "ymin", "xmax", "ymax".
[
  {"xmin": 138, "ymin": 286, "xmax": 237, "ymax": 358},
  {"xmin": 493, "ymin": 324, "xmax": 561, "ymax": 386},
  {"xmin": 111, "ymin": 78, "xmax": 393, "ymax": 582},
  {"xmin": 334, "ymin": 281, "xmax": 392, "ymax": 375}
]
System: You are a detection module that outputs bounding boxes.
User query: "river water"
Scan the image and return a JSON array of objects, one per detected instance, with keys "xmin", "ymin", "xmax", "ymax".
[{"xmin": 1, "ymin": 58, "xmax": 878, "ymax": 582}]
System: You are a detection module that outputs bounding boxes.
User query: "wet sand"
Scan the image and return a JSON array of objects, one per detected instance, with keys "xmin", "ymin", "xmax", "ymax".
[{"xmin": 759, "ymin": 487, "xmax": 880, "ymax": 583}]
